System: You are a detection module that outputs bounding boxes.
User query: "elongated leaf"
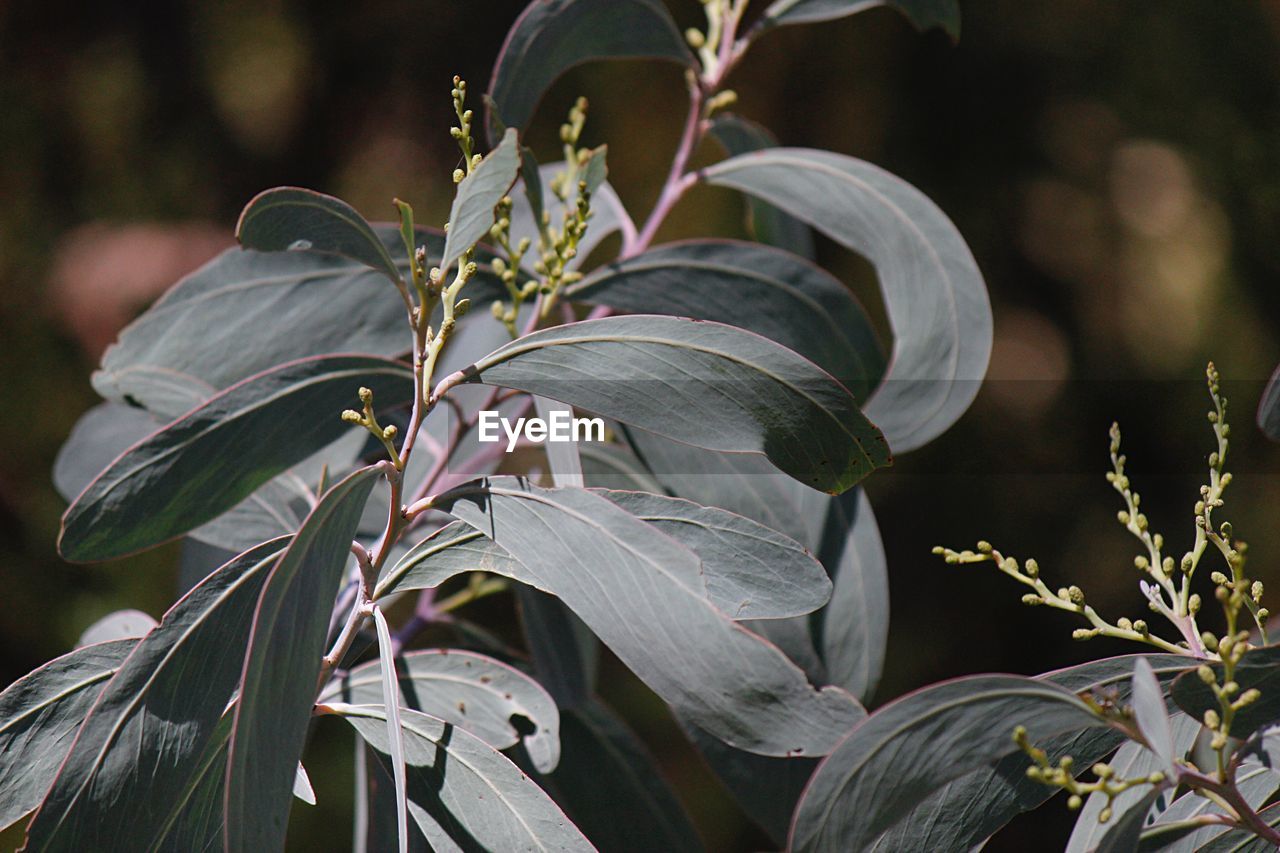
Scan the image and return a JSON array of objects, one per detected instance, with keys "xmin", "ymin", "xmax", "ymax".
[
  {"xmin": 384, "ymin": 491, "xmax": 828, "ymax": 624},
  {"xmin": 436, "ymin": 477, "xmax": 864, "ymax": 756},
  {"xmin": 1134, "ymin": 657, "xmax": 1176, "ymax": 772},
  {"xmin": 320, "ymin": 648, "xmax": 561, "ymax": 773},
  {"xmin": 567, "ymin": 239, "xmax": 885, "ymax": 400},
  {"xmin": 458, "ymin": 315, "xmax": 890, "ymax": 493},
  {"xmin": 237, "ymin": 187, "xmax": 402, "ymax": 284},
  {"xmin": 59, "ymin": 355, "xmax": 412, "ymax": 562},
  {"xmin": 91, "ymin": 226, "xmax": 503, "ymax": 420},
  {"xmin": 596, "ymin": 488, "xmax": 830, "ymax": 619},
  {"xmin": 442, "ymin": 129, "xmax": 521, "ymax": 270},
  {"xmin": 1135, "ymin": 763, "xmax": 1280, "ymax": 852},
  {"xmin": 623, "ymin": 431, "xmax": 888, "ymax": 701},
  {"xmin": 0, "ymin": 640, "xmax": 136, "ymax": 828},
  {"xmin": 384, "ymin": 512, "xmax": 849, "ymax": 742},
  {"xmin": 224, "ymin": 467, "xmax": 381, "ymax": 853},
  {"xmin": 337, "ymin": 704, "xmax": 594, "ymax": 851},
  {"xmin": 75, "ymin": 609, "xmax": 155, "ymax": 647},
  {"xmin": 1193, "ymin": 801, "xmax": 1280, "ymax": 852},
  {"xmin": 863, "ymin": 654, "xmax": 1195, "ymax": 851},
  {"xmin": 818, "ymin": 489, "xmax": 889, "ymax": 702},
  {"xmin": 533, "ymin": 700, "xmax": 703, "ymax": 852},
  {"xmin": 1256, "ymin": 363, "xmax": 1280, "ymax": 441},
  {"xmin": 870, "ymin": 727, "xmax": 1126, "ymax": 852},
  {"xmin": 152, "ymin": 713, "xmax": 233, "ymax": 851},
  {"xmin": 485, "ymin": 0, "xmax": 692, "ymax": 143},
  {"xmin": 372, "ymin": 608, "xmax": 409, "ymax": 853},
  {"xmin": 1171, "ymin": 646, "xmax": 1280, "ymax": 739},
  {"xmin": 1067, "ymin": 715, "xmax": 1201, "ymax": 853},
  {"xmin": 24, "ymin": 539, "xmax": 287, "ymax": 851},
  {"xmin": 518, "ymin": 588, "xmax": 598, "ymax": 709},
  {"xmin": 55, "ymin": 402, "xmax": 312, "ymax": 554},
  {"xmin": 704, "ymin": 148, "xmax": 991, "ymax": 454},
  {"xmin": 708, "ymin": 115, "xmax": 815, "ymax": 258},
  {"xmin": 759, "ymin": 0, "xmax": 960, "ymax": 38},
  {"xmin": 788, "ymin": 675, "xmax": 1108, "ymax": 851},
  {"xmin": 375, "ymin": 521, "xmax": 526, "ymax": 600}
]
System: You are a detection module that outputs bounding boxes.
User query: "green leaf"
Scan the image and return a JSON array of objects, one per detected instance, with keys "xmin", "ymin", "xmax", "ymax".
[
  {"xmin": 861, "ymin": 653, "xmax": 1195, "ymax": 851},
  {"xmin": 485, "ymin": 0, "xmax": 692, "ymax": 144},
  {"xmin": 531, "ymin": 700, "xmax": 703, "ymax": 852},
  {"xmin": 1095, "ymin": 788, "xmax": 1165, "ymax": 853},
  {"xmin": 442, "ymin": 129, "xmax": 521, "ymax": 271},
  {"xmin": 0, "ymin": 640, "xmax": 136, "ymax": 829},
  {"xmin": 1133, "ymin": 657, "xmax": 1176, "ymax": 773},
  {"xmin": 818, "ymin": 489, "xmax": 889, "ymax": 704},
  {"xmin": 224, "ymin": 466, "xmax": 382, "ymax": 853},
  {"xmin": 59, "ymin": 355, "xmax": 413, "ymax": 562},
  {"xmin": 91, "ymin": 226, "xmax": 504, "ymax": 420},
  {"xmin": 1067, "ymin": 715, "xmax": 1200, "ymax": 853},
  {"xmin": 567, "ymin": 239, "xmax": 885, "ymax": 401},
  {"xmin": 596, "ymin": 488, "xmax": 831, "ymax": 620},
  {"xmin": 1137, "ymin": 763, "xmax": 1280, "ymax": 851},
  {"xmin": 384, "ymin": 488, "xmax": 830, "ymax": 624},
  {"xmin": 151, "ymin": 713, "xmax": 233, "ymax": 852},
  {"xmin": 704, "ymin": 148, "xmax": 991, "ymax": 454},
  {"xmin": 336, "ymin": 704, "xmax": 594, "ymax": 851},
  {"xmin": 622, "ymin": 431, "xmax": 888, "ymax": 701},
  {"xmin": 236, "ymin": 187, "xmax": 403, "ymax": 285},
  {"xmin": 707, "ymin": 115, "xmax": 816, "ymax": 258},
  {"xmin": 54, "ymin": 403, "xmax": 312, "ymax": 554},
  {"xmin": 375, "ymin": 521, "xmax": 526, "ymax": 600},
  {"xmin": 759, "ymin": 0, "xmax": 960, "ymax": 39},
  {"xmin": 1192, "ymin": 801, "xmax": 1280, "ymax": 852},
  {"xmin": 319, "ymin": 648, "xmax": 561, "ymax": 774},
  {"xmin": 459, "ymin": 315, "xmax": 890, "ymax": 494},
  {"xmin": 23, "ymin": 539, "xmax": 287, "ymax": 851},
  {"xmin": 371, "ymin": 607, "xmax": 409, "ymax": 853},
  {"xmin": 788, "ymin": 675, "xmax": 1107, "ymax": 851},
  {"xmin": 1171, "ymin": 645, "xmax": 1280, "ymax": 739},
  {"xmin": 435, "ymin": 477, "xmax": 865, "ymax": 756}
]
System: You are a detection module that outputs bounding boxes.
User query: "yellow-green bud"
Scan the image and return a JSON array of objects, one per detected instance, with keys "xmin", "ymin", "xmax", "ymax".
[
  {"xmin": 1198, "ymin": 665, "xmax": 1216, "ymax": 685},
  {"xmin": 1067, "ymin": 795, "xmax": 1083, "ymax": 810},
  {"xmin": 382, "ymin": 425, "xmax": 397, "ymax": 440},
  {"xmin": 358, "ymin": 387, "xmax": 373, "ymax": 404},
  {"xmin": 341, "ymin": 410, "xmax": 362, "ymax": 424}
]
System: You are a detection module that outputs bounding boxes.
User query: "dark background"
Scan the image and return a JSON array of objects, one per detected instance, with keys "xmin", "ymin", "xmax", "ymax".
[{"xmin": 4, "ymin": 0, "xmax": 1280, "ymax": 849}]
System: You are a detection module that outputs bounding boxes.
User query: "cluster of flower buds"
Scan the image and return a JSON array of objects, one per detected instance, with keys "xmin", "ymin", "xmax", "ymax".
[
  {"xmin": 1014, "ymin": 726, "xmax": 1164, "ymax": 823},
  {"xmin": 450, "ymin": 77, "xmax": 482, "ymax": 181},
  {"xmin": 341, "ymin": 386, "xmax": 402, "ymax": 469}
]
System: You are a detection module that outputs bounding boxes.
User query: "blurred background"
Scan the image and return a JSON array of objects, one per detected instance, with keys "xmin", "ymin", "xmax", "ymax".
[{"xmin": 4, "ymin": 0, "xmax": 1280, "ymax": 849}]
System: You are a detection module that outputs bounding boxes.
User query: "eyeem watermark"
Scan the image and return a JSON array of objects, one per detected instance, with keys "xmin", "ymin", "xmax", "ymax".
[{"xmin": 477, "ymin": 410, "xmax": 605, "ymax": 452}]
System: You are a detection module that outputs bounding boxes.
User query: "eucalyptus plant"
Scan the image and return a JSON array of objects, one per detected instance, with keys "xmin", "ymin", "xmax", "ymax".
[{"xmin": 2, "ymin": 0, "xmax": 1003, "ymax": 851}]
